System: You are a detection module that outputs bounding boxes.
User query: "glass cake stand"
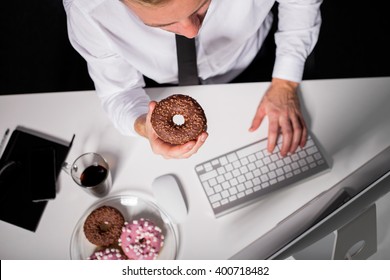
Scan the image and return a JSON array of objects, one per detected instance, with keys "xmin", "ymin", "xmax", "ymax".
[{"xmin": 70, "ymin": 194, "xmax": 178, "ymax": 260}]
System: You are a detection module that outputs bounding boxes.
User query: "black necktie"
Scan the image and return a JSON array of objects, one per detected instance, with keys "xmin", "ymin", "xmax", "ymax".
[{"xmin": 175, "ymin": 34, "xmax": 200, "ymax": 86}]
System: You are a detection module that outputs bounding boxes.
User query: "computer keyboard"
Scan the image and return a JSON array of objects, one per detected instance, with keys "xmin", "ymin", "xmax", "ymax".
[{"xmin": 195, "ymin": 134, "xmax": 329, "ymax": 217}]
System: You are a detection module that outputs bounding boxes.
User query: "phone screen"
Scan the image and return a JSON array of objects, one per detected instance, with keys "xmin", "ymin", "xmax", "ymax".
[{"xmin": 30, "ymin": 147, "xmax": 57, "ymax": 201}]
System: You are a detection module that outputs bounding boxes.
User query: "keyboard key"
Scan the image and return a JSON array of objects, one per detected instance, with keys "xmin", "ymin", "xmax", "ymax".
[
  {"xmin": 261, "ymin": 166, "xmax": 269, "ymax": 173},
  {"xmin": 263, "ymin": 157, "xmax": 271, "ymax": 164},
  {"xmin": 307, "ymin": 146, "xmax": 318, "ymax": 155},
  {"xmin": 283, "ymin": 157, "xmax": 292, "ymax": 165},
  {"xmin": 269, "ymin": 162, "xmax": 277, "ymax": 170},
  {"xmin": 291, "ymin": 154, "xmax": 299, "ymax": 162},
  {"xmin": 221, "ymin": 199, "xmax": 228, "ymax": 205},
  {"xmin": 195, "ymin": 165, "xmax": 204, "ymax": 173},
  {"xmin": 306, "ymin": 139, "xmax": 314, "ymax": 147},
  {"xmin": 262, "ymin": 182, "xmax": 270, "ymax": 188},
  {"xmin": 314, "ymin": 152, "xmax": 322, "ymax": 160},
  {"xmin": 227, "ymin": 153, "xmax": 238, "ymax": 162},
  {"xmin": 222, "ymin": 182, "xmax": 230, "ymax": 190},
  {"xmin": 237, "ymin": 184, "xmax": 245, "ymax": 192},
  {"xmin": 221, "ymin": 190, "xmax": 229, "ymax": 198},
  {"xmin": 237, "ymin": 192, "xmax": 245, "ymax": 198},
  {"xmin": 214, "ymin": 184, "xmax": 222, "ymax": 193},
  {"xmin": 240, "ymin": 157, "xmax": 249, "ymax": 166},
  {"xmin": 240, "ymin": 166, "xmax": 249, "ymax": 174},
  {"xmin": 260, "ymin": 174, "xmax": 269, "ymax": 182},
  {"xmin": 270, "ymin": 154, "xmax": 279, "ymax": 162},
  {"xmin": 204, "ymin": 162, "xmax": 212, "ymax": 171},
  {"xmin": 248, "ymin": 154, "xmax": 257, "ymax": 162},
  {"xmin": 229, "ymin": 178, "xmax": 238, "ymax": 186},
  {"xmin": 216, "ymin": 175, "xmax": 225, "ymax": 183},
  {"xmin": 252, "ymin": 177, "xmax": 261, "ymax": 186},
  {"xmin": 209, "ymin": 193, "xmax": 222, "ymax": 203},
  {"xmin": 244, "ymin": 180, "xmax": 254, "ymax": 189},
  {"xmin": 209, "ymin": 178, "xmax": 217, "ymax": 187},
  {"xmin": 245, "ymin": 172, "xmax": 254, "ymax": 180},
  {"xmin": 276, "ymin": 159, "xmax": 284, "ymax": 168},
  {"xmin": 236, "ymin": 141, "xmax": 266, "ymax": 159},
  {"xmin": 212, "ymin": 202, "xmax": 221, "ymax": 208},
  {"xmin": 237, "ymin": 175, "xmax": 246, "ymax": 183},
  {"xmin": 229, "ymin": 187, "xmax": 238, "ymax": 195},
  {"xmin": 298, "ymin": 159, "xmax": 307, "ymax": 167},
  {"xmin": 277, "ymin": 175, "xmax": 285, "ymax": 182},
  {"xmin": 255, "ymin": 160, "xmax": 264, "ymax": 168},
  {"xmin": 220, "ymin": 156, "xmax": 228, "ymax": 166},
  {"xmin": 255, "ymin": 151, "xmax": 264, "ymax": 160},
  {"xmin": 226, "ymin": 163, "xmax": 234, "ymax": 171},
  {"xmin": 205, "ymin": 188, "xmax": 214, "ymax": 196},
  {"xmin": 224, "ymin": 172, "xmax": 233, "ymax": 181},
  {"xmin": 253, "ymin": 169, "xmax": 261, "ymax": 177},
  {"xmin": 306, "ymin": 155, "xmax": 314, "ymax": 164},
  {"xmin": 275, "ymin": 168, "xmax": 284, "ymax": 176},
  {"xmin": 200, "ymin": 170, "xmax": 218, "ymax": 181},
  {"xmin": 217, "ymin": 166, "xmax": 226, "ymax": 175},
  {"xmin": 298, "ymin": 150, "xmax": 307, "ymax": 158},
  {"xmin": 245, "ymin": 189, "xmax": 253, "ymax": 195},
  {"xmin": 248, "ymin": 162, "xmax": 256, "ymax": 171}
]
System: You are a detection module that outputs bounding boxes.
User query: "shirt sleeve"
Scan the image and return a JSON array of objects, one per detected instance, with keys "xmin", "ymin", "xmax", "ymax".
[
  {"xmin": 64, "ymin": 2, "xmax": 150, "ymax": 137},
  {"xmin": 272, "ymin": 0, "xmax": 323, "ymax": 82}
]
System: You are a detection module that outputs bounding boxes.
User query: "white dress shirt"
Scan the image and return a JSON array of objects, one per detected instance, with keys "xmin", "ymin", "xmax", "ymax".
[{"xmin": 63, "ymin": 0, "xmax": 322, "ymax": 137}]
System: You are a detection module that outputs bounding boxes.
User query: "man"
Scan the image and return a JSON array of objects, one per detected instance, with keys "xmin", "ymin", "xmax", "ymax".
[{"xmin": 63, "ymin": 0, "xmax": 322, "ymax": 159}]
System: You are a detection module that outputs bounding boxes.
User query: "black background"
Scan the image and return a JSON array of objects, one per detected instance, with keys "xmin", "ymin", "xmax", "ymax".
[{"xmin": 1, "ymin": 0, "xmax": 389, "ymax": 95}]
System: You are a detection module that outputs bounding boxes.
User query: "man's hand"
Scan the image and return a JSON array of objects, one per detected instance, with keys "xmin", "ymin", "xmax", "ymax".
[
  {"xmin": 249, "ymin": 78, "xmax": 307, "ymax": 157},
  {"xmin": 135, "ymin": 101, "xmax": 208, "ymax": 159}
]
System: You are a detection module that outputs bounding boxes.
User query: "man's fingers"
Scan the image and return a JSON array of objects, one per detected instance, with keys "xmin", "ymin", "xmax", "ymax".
[
  {"xmin": 152, "ymin": 132, "xmax": 208, "ymax": 159},
  {"xmin": 279, "ymin": 117, "xmax": 293, "ymax": 157},
  {"xmin": 181, "ymin": 132, "xmax": 208, "ymax": 158},
  {"xmin": 299, "ymin": 116, "xmax": 308, "ymax": 148},
  {"xmin": 146, "ymin": 101, "xmax": 157, "ymax": 124},
  {"xmin": 249, "ymin": 108, "xmax": 266, "ymax": 132},
  {"xmin": 288, "ymin": 115, "xmax": 303, "ymax": 154},
  {"xmin": 267, "ymin": 117, "xmax": 279, "ymax": 153}
]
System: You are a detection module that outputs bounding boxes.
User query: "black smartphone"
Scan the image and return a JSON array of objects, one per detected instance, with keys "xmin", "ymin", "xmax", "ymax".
[{"xmin": 30, "ymin": 147, "xmax": 57, "ymax": 202}]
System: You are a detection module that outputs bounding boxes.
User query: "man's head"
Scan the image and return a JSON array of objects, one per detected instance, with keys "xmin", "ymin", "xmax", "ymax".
[{"xmin": 123, "ymin": 0, "xmax": 211, "ymax": 38}]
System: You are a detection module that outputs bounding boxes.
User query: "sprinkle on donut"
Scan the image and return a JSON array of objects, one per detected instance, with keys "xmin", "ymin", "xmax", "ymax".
[
  {"xmin": 151, "ymin": 94, "xmax": 207, "ymax": 145},
  {"xmin": 119, "ymin": 218, "xmax": 165, "ymax": 260},
  {"xmin": 88, "ymin": 247, "xmax": 127, "ymax": 260},
  {"xmin": 83, "ymin": 205, "xmax": 125, "ymax": 247}
]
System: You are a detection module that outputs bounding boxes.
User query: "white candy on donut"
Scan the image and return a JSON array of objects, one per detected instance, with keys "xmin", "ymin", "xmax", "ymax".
[
  {"xmin": 88, "ymin": 247, "xmax": 127, "ymax": 260},
  {"xmin": 118, "ymin": 218, "xmax": 164, "ymax": 260}
]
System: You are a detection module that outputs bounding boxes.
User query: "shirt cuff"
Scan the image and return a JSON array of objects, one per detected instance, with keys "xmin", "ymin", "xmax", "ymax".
[
  {"xmin": 272, "ymin": 55, "xmax": 305, "ymax": 83},
  {"xmin": 100, "ymin": 87, "xmax": 150, "ymax": 138}
]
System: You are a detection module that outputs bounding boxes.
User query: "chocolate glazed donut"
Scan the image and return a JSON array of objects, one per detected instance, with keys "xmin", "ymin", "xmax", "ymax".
[
  {"xmin": 83, "ymin": 205, "xmax": 125, "ymax": 246},
  {"xmin": 151, "ymin": 94, "xmax": 207, "ymax": 145}
]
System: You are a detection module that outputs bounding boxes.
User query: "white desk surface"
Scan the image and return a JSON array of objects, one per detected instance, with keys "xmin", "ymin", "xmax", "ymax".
[{"xmin": 1, "ymin": 77, "xmax": 390, "ymax": 260}]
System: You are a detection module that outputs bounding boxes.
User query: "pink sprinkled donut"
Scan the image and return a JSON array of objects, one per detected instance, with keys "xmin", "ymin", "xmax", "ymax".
[
  {"xmin": 119, "ymin": 218, "xmax": 164, "ymax": 260},
  {"xmin": 88, "ymin": 247, "xmax": 127, "ymax": 260}
]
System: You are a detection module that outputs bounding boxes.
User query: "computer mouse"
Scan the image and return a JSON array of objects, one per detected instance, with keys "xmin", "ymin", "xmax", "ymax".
[{"xmin": 152, "ymin": 174, "xmax": 188, "ymax": 224}]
